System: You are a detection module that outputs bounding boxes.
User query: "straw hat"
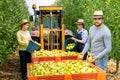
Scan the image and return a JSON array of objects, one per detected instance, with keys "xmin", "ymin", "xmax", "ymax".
[
  {"xmin": 75, "ymin": 19, "xmax": 84, "ymax": 24},
  {"xmin": 20, "ymin": 19, "xmax": 29, "ymax": 26},
  {"xmin": 93, "ymin": 10, "xmax": 104, "ymax": 18}
]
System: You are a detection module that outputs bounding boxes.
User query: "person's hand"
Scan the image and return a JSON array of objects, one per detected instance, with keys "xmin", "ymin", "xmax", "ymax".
[
  {"xmin": 90, "ymin": 56, "xmax": 98, "ymax": 62},
  {"xmin": 71, "ymin": 37, "xmax": 77, "ymax": 42},
  {"xmin": 71, "ymin": 37, "xmax": 75, "ymax": 40},
  {"xmin": 81, "ymin": 52, "xmax": 84, "ymax": 56}
]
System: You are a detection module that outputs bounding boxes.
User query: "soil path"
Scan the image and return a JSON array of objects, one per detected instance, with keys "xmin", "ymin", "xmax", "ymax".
[{"xmin": 0, "ymin": 51, "xmax": 21, "ymax": 80}]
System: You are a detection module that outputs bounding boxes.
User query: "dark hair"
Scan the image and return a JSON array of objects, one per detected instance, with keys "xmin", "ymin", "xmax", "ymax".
[
  {"xmin": 78, "ymin": 23, "xmax": 85, "ymax": 28},
  {"xmin": 82, "ymin": 24, "xmax": 85, "ymax": 28}
]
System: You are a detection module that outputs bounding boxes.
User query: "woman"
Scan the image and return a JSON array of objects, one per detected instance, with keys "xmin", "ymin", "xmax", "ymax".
[
  {"xmin": 71, "ymin": 19, "xmax": 88, "ymax": 60},
  {"xmin": 17, "ymin": 19, "xmax": 32, "ymax": 80}
]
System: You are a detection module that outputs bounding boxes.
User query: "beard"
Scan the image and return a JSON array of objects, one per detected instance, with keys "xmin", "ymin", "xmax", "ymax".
[{"xmin": 94, "ymin": 22, "xmax": 102, "ymax": 27}]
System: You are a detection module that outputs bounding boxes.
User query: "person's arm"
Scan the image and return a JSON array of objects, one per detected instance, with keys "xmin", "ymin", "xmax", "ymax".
[
  {"xmin": 28, "ymin": 31, "xmax": 32, "ymax": 40},
  {"xmin": 96, "ymin": 30, "xmax": 111, "ymax": 59},
  {"xmin": 81, "ymin": 30, "xmax": 88, "ymax": 43},
  {"xmin": 71, "ymin": 37, "xmax": 84, "ymax": 44},
  {"xmin": 76, "ymin": 30, "xmax": 88, "ymax": 44},
  {"xmin": 81, "ymin": 36, "xmax": 91, "ymax": 55},
  {"xmin": 71, "ymin": 30, "xmax": 88, "ymax": 44}
]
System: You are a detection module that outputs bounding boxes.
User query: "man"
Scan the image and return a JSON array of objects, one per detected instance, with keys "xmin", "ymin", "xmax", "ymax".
[
  {"xmin": 82, "ymin": 10, "xmax": 111, "ymax": 70},
  {"xmin": 64, "ymin": 25, "xmax": 73, "ymax": 40}
]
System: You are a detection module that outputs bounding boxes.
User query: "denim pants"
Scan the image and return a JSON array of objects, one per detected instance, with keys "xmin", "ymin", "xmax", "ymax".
[
  {"xmin": 95, "ymin": 56, "xmax": 108, "ymax": 71},
  {"xmin": 19, "ymin": 50, "xmax": 31, "ymax": 78}
]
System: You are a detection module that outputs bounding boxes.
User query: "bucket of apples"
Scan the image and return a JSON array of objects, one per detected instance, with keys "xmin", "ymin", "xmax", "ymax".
[{"xmin": 64, "ymin": 38, "xmax": 77, "ymax": 51}]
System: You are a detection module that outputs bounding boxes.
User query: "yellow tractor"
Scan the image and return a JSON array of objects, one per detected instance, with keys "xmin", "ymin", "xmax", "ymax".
[{"xmin": 31, "ymin": 4, "xmax": 65, "ymax": 50}]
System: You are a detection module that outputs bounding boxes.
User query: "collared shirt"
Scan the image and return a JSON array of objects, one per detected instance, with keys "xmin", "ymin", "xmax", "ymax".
[{"xmin": 77, "ymin": 28, "xmax": 88, "ymax": 43}]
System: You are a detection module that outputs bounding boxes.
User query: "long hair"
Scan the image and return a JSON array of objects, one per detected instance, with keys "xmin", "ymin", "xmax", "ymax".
[
  {"xmin": 81, "ymin": 23, "xmax": 85, "ymax": 28},
  {"xmin": 20, "ymin": 23, "xmax": 28, "ymax": 30}
]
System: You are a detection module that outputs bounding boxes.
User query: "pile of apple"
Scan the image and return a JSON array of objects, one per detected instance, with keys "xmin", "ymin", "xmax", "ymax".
[
  {"xmin": 33, "ymin": 49, "xmax": 78, "ymax": 57},
  {"xmin": 66, "ymin": 43, "xmax": 75, "ymax": 50},
  {"xmin": 29, "ymin": 60, "xmax": 97, "ymax": 76},
  {"xmin": 107, "ymin": 59, "xmax": 116, "ymax": 73}
]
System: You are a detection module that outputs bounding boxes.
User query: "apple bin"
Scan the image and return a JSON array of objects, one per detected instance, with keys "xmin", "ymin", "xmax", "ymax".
[
  {"xmin": 31, "ymin": 49, "xmax": 80, "ymax": 63},
  {"xmin": 27, "ymin": 60, "xmax": 106, "ymax": 80},
  {"xmin": 32, "ymin": 56, "xmax": 78, "ymax": 63}
]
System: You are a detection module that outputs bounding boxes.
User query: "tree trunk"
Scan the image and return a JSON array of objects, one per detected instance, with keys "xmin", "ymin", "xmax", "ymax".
[{"xmin": 116, "ymin": 60, "xmax": 119, "ymax": 73}]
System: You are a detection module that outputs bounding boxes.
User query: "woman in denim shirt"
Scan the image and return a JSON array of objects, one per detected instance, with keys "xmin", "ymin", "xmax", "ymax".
[{"xmin": 72, "ymin": 19, "xmax": 88, "ymax": 60}]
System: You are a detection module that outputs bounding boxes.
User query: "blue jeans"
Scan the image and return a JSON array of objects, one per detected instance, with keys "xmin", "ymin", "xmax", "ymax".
[
  {"xmin": 95, "ymin": 56, "xmax": 108, "ymax": 71},
  {"xmin": 19, "ymin": 50, "xmax": 31, "ymax": 78}
]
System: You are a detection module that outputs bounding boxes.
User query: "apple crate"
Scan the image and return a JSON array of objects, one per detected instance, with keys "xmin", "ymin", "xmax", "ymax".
[
  {"xmin": 27, "ymin": 74, "xmax": 65, "ymax": 80},
  {"xmin": 61, "ymin": 56, "xmax": 78, "ymax": 60},
  {"xmin": 27, "ymin": 61, "xmax": 106, "ymax": 80},
  {"xmin": 32, "ymin": 56, "xmax": 78, "ymax": 63},
  {"xmin": 32, "ymin": 56, "xmax": 57, "ymax": 63},
  {"xmin": 27, "ymin": 74, "xmax": 75, "ymax": 80},
  {"xmin": 71, "ymin": 64, "xmax": 106, "ymax": 80}
]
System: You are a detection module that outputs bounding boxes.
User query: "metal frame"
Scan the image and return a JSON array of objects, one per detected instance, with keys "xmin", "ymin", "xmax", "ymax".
[{"xmin": 33, "ymin": 6, "xmax": 65, "ymax": 50}]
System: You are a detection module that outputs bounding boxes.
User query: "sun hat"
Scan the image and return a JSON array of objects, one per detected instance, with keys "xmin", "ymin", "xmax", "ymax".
[
  {"xmin": 20, "ymin": 19, "xmax": 29, "ymax": 26},
  {"xmin": 93, "ymin": 10, "xmax": 104, "ymax": 18},
  {"xmin": 75, "ymin": 19, "xmax": 84, "ymax": 24}
]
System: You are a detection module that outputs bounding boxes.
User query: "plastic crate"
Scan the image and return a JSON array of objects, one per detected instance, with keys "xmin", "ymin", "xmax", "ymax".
[
  {"xmin": 27, "ymin": 74, "xmax": 65, "ymax": 80},
  {"xmin": 61, "ymin": 56, "xmax": 78, "ymax": 60},
  {"xmin": 32, "ymin": 56, "xmax": 78, "ymax": 63},
  {"xmin": 32, "ymin": 56, "xmax": 60, "ymax": 63},
  {"xmin": 71, "ymin": 63, "xmax": 106, "ymax": 80},
  {"xmin": 72, "ymin": 73, "xmax": 97, "ymax": 80},
  {"xmin": 27, "ymin": 61, "xmax": 106, "ymax": 80}
]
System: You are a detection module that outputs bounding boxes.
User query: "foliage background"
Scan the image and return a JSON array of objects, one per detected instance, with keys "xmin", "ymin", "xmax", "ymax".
[
  {"xmin": 54, "ymin": 0, "xmax": 120, "ymax": 61},
  {"xmin": 0, "ymin": 0, "xmax": 30, "ymax": 64}
]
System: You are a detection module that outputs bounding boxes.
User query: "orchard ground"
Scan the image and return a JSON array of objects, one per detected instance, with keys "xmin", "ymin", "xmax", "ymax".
[{"xmin": 0, "ymin": 51, "xmax": 120, "ymax": 80}]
